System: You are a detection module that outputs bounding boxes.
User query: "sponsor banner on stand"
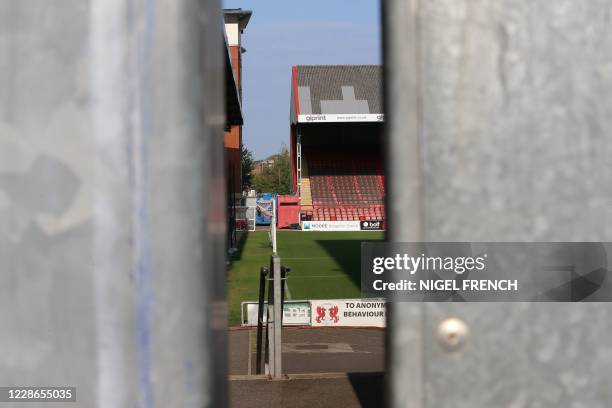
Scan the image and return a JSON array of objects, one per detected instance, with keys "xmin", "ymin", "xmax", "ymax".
[
  {"xmin": 310, "ymin": 298, "xmax": 386, "ymax": 327},
  {"xmin": 360, "ymin": 220, "xmax": 384, "ymax": 230},
  {"xmin": 301, "ymin": 220, "xmax": 384, "ymax": 231},
  {"xmin": 298, "ymin": 113, "xmax": 384, "ymax": 123},
  {"xmin": 301, "ymin": 220, "xmax": 361, "ymax": 231}
]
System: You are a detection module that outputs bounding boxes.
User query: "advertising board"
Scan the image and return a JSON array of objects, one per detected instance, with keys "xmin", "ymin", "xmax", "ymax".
[
  {"xmin": 301, "ymin": 221, "xmax": 361, "ymax": 231},
  {"xmin": 298, "ymin": 113, "xmax": 384, "ymax": 123},
  {"xmin": 310, "ymin": 298, "xmax": 386, "ymax": 327},
  {"xmin": 241, "ymin": 301, "xmax": 311, "ymax": 326}
]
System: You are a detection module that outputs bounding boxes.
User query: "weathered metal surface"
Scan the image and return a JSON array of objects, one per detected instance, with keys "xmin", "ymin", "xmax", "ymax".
[
  {"xmin": 0, "ymin": 0, "xmax": 226, "ymax": 406},
  {"xmin": 385, "ymin": 1, "xmax": 612, "ymax": 407}
]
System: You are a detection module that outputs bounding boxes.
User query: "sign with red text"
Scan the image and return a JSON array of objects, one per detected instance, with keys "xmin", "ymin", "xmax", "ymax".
[{"xmin": 310, "ymin": 299, "xmax": 386, "ymax": 327}]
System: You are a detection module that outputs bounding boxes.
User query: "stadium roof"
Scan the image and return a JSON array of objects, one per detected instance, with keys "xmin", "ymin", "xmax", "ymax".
[
  {"xmin": 223, "ymin": 9, "xmax": 252, "ymax": 31},
  {"xmin": 290, "ymin": 65, "xmax": 383, "ymax": 125}
]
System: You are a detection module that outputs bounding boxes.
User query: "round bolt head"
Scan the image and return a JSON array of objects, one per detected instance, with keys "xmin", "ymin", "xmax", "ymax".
[{"xmin": 436, "ymin": 317, "xmax": 469, "ymax": 352}]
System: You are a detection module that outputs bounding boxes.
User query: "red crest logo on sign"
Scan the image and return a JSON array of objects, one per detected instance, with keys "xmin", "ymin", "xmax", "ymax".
[
  {"xmin": 329, "ymin": 306, "xmax": 339, "ymax": 323},
  {"xmin": 314, "ymin": 303, "xmax": 340, "ymax": 325},
  {"xmin": 316, "ymin": 306, "xmax": 326, "ymax": 323}
]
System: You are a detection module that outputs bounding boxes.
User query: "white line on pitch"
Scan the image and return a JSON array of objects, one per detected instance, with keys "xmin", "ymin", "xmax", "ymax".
[{"xmin": 285, "ymin": 280, "xmax": 293, "ymax": 300}]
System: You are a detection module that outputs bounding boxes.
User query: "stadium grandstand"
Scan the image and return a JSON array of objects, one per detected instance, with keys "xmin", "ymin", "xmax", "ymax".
[{"xmin": 289, "ymin": 65, "xmax": 385, "ymax": 231}]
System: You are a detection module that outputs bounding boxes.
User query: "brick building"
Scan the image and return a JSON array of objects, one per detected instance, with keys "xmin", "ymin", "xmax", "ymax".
[{"xmin": 224, "ymin": 9, "xmax": 251, "ymax": 201}]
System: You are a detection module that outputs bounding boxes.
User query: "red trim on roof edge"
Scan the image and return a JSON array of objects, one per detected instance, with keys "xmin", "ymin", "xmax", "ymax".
[{"xmin": 292, "ymin": 66, "xmax": 300, "ymax": 115}]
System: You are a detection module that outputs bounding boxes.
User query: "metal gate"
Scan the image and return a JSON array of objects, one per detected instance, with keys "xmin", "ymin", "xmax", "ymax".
[
  {"xmin": 3, "ymin": 0, "xmax": 612, "ymax": 407},
  {"xmin": 0, "ymin": 1, "xmax": 227, "ymax": 406},
  {"xmin": 384, "ymin": 1, "xmax": 612, "ymax": 407}
]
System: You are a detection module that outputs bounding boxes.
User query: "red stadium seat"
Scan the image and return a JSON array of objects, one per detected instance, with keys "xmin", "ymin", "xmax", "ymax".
[{"xmin": 302, "ymin": 148, "xmax": 386, "ymax": 222}]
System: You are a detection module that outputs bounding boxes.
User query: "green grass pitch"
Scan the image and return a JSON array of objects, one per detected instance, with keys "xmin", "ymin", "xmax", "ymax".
[{"xmin": 227, "ymin": 230, "xmax": 384, "ymax": 325}]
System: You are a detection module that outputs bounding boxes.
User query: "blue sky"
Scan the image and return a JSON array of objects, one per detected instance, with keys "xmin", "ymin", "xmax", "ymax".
[{"xmin": 223, "ymin": 1, "xmax": 382, "ymax": 159}]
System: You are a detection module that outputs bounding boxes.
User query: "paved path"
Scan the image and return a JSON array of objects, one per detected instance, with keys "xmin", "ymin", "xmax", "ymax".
[
  {"xmin": 230, "ymin": 373, "xmax": 384, "ymax": 408},
  {"xmin": 229, "ymin": 327, "xmax": 385, "ymax": 375},
  {"xmin": 229, "ymin": 327, "xmax": 385, "ymax": 407}
]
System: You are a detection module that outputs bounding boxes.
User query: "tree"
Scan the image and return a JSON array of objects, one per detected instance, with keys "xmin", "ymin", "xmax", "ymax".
[
  {"xmin": 241, "ymin": 146, "xmax": 254, "ymax": 190},
  {"xmin": 252, "ymin": 146, "xmax": 292, "ymax": 195}
]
